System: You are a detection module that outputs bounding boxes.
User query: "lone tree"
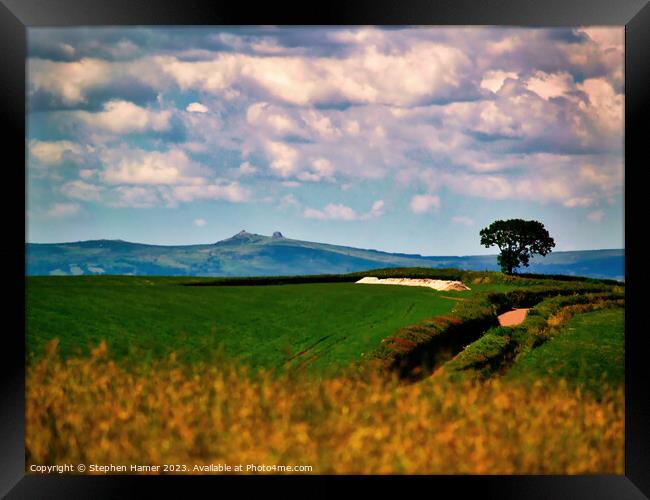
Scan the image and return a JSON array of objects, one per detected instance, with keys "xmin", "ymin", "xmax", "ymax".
[{"xmin": 479, "ymin": 219, "xmax": 555, "ymax": 275}]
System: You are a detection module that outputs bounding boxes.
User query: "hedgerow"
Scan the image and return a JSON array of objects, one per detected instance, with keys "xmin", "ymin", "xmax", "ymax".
[
  {"xmin": 369, "ymin": 281, "xmax": 623, "ymax": 380},
  {"xmin": 443, "ymin": 291, "xmax": 625, "ymax": 381}
]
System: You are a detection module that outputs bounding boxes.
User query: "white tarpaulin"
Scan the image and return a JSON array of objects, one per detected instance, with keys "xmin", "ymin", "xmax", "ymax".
[{"xmin": 355, "ymin": 277, "xmax": 470, "ymax": 291}]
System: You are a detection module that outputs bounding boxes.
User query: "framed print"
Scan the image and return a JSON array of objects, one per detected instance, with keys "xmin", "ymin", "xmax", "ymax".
[{"xmin": 2, "ymin": 0, "xmax": 649, "ymax": 497}]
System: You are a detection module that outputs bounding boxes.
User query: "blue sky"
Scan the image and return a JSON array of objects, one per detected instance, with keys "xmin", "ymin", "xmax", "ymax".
[{"xmin": 26, "ymin": 27, "xmax": 624, "ymax": 255}]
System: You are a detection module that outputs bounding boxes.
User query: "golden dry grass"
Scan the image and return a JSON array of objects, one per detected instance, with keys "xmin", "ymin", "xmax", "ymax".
[{"xmin": 26, "ymin": 340, "xmax": 623, "ymax": 475}]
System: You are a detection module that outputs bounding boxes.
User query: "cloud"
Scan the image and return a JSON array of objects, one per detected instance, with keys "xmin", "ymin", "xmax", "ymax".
[
  {"xmin": 480, "ymin": 70, "xmax": 518, "ymax": 93},
  {"xmin": 576, "ymin": 78, "xmax": 623, "ymax": 134},
  {"xmin": 193, "ymin": 218, "xmax": 207, "ymax": 226},
  {"xmin": 572, "ymin": 28, "xmax": 624, "ymax": 89},
  {"xmin": 73, "ymin": 100, "xmax": 172, "ymax": 133},
  {"xmin": 301, "ymin": 110, "xmax": 341, "ymax": 140},
  {"xmin": 26, "ymin": 27, "xmax": 624, "ymax": 216},
  {"xmin": 304, "ymin": 203, "xmax": 357, "ymax": 221},
  {"xmin": 579, "ymin": 27, "xmax": 623, "ymax": 51},
  {"xmin": 280, "ymin": 193, "xmax": 300, "ymax": 208},
  {"xmin": 451, "ymin": 215, "xmax": 475, "ymax": 226},
  {"xmin": 525, "ymin": 71, "xmax": 574, "ymax": 100},
  {"xmin": 237, "ymin": 161, "xmax": 257, "ymax": 176},
  {"xmin": 579, "ymin": 163, "xmax": 619, "ymax": 188},
  {"xmin": 587, "ymin": 209, "xmax": 604, "ymax": 222},
  {"xmin": 29, "ymin": 140, "xmax": 82, "ymax": 166},
  {"xmin": 101, "ymin": 148, "xmax": 206, "ymax": 185},
  {"xmin": 563, "ymin": 197, "xmax": 593, "ymax": 208},
  {"xmin": 186, "ymin": 102, "xmax": 209, "ymax": 113},
  {"xmin": 169, "ymin": 183, "xmax": 250, "ymax": 203},
  {"xmin": 264, "ymin": 141, "xmax": 299, "ymax": 177},
  {"xmin": 246, "ymin": 102, "xmax": 300, "ymax": 135},
  {"xmin": 155, "ymin": 40, "xmax": 474, "ymax": 107},
  {"xmin": 91, "ymin": 146, "xmax": 254, "ymax": 207},
  {"xmin": 60, "ymin": 180, "xmax": 103, "ymax": 201},
  {"xmin": 366, "ymin": 199, "xmax": 385, "ymax": 219},
  {"xmin": 434, "ymin": 153, "xmax": 622, "ymax": 207},
  {"xmin": 110, "ymin": 183, "xmax": 250, "ymax": 208},
  {"xmin": 304, "ymin": 199, "xmax": 384, "ymax": 221},
  {"xmin": 27, "ymin": 54, "xmax": 163, "ymax": 111},
  {"xmin": 297, "ymin": 158, "xmax": 335, "ymax": 182},
  {"xmin": 46, "ymin": 202, "xmax": 81, "ymax": 218},
  {"xmin": 28, "ymin": 27, "xmax": 624, "ymax": 112},
  {"xmin": 110, "ymin": 186, "xmax": 160, "ymax": 208},
  {"xmin": 410, "ymin": 194, "xmax": 441, "ymax": 214},
  {"xmin": 28, "ymin": 58, "xmax": 112, "ymax": 105}
]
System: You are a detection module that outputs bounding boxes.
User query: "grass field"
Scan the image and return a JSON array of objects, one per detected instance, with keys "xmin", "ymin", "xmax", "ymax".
[
  {"xmin": 25, "ymin": 271, "xmax": 625, "ymax": 474},
  {"xmin": 26, "ymin": 276, "xmax": 482, "ymax": 373},
  {"xmin": 505, "ymin": 307, "xmax": 624, "ymax": 395},
  {"xmin": 26, "ymin": 345, "xmax": 624, "ymax": 474}
]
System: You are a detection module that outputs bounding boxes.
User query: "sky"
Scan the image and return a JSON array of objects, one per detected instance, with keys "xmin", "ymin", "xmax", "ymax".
[{"xmin": 26, "ymin": 26, "xmax": 624, "ymax": 256}]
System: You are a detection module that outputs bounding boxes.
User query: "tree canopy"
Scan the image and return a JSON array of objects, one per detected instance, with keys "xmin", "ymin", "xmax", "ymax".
[{"xmin": 479, "ymin": 219, "xmax": 556, "ymax": 274}]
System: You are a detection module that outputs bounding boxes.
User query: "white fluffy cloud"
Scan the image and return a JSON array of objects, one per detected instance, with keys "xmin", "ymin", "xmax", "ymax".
[
  {"xmin": 297, "ymin": 158, "xmax": 335, "ymax": 182},
  {"xmin": 27, "ymin": 27, "xmax": 624, "ymax": 216},
  {"xmin": 576, "ymin": 78, "xmax": 624, "ymax": 134},
  {"xmin": 193, "ymin": 218, "xmax": 207, "ymax": 226},
  {"xmin": 433, "ymin": 153, "xmax": 622, "ymax": 206},
  {"xmin": 368, "ymin": 200, "xmax": 385, "ymax": 219},
  {"xmin": 73, "ymin": 100, "xmax": 172, "ymax": 134},
  {"xmin": 304, "ymin": 199, "xmax": 384, "ymax": 221},
  {"xmin": 246, "ymin": 102, "xmax": 300, "ymax": 135},
  {"xmin": 237, "ymin": 161, "xmax": 257, "ymax": 176},
  {"xmin": 525, "ymin": 71, "xmax": 574, "ymax": 100},
  {"xmin": 264, "ymin": 141, "xmax": 299, "ymax": 177},
  {"xmin": 304, "ymin": 203, "xmax": 356, "ymax": 221},
  {"xmin": 101, "ymin": 148, "xmax": 205, "ymax": 185},
  {"xmin": 169, "ymin": 183, "xmax": 250, "ymax": 203},
  {"xmin": 186, "ymin": 102, "xmax": 209, "ymax": 113},
  {"xmin": 410, "ymin": 194, "xmax": 441, "ymax": 214},
  {"xmin": 29, "ymin": 140, "xmax": 82, "ymax": 166},
  {"xmin": 480, "ymin": 70, "xmax": 518, "ymax": 93},
  {"xmin": 29, "ymin": 58, "xmax": 111, "ymax": 105},
  {"xmin": 155, "ymin": 40, "xmax": 472, "ymax": 107},
  {"xmin": 93, "ymin": 146, "xmax": 253, "ymax": 207}
]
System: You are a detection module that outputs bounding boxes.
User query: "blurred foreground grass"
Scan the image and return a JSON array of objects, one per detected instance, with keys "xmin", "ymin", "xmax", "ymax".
[{"xmin": 26, "ymin": 340, "xmax": 623, "ymax": 475}]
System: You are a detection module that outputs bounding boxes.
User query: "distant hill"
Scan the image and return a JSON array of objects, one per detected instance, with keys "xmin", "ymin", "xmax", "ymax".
[{"xmin": 26, "ymin": 230, "xmax": 625, "ymax": 281}]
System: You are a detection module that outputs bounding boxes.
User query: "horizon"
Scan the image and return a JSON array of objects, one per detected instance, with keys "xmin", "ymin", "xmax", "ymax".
[
  {"xmin": 27, "ymin": 26, "xmax": 624, "ymax": 255},
  {"xmin": 26, "ymin": 229, "xmax": 624, "ymax": 258}
]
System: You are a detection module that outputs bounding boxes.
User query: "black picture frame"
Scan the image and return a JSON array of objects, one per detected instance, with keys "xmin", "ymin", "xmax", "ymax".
[{"xmin": 2, "ymin": 1, "xmax": 648, "ymax": 497}]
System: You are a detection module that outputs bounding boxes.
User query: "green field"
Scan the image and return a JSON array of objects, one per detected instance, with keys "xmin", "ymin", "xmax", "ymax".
[
  {"xmin": 505, "ymin": 307, "xmax": 624, "ymax": 394},
  {"xmin": 25, "ymin": 271, "xmax": 626, "ymax": 474},
  {"xmin": 26, "ymin": 276, "xmax": 477, "ymax": 373},
  {"xmin": 26, "ymin": 272, "xmax": 624, "ymax": 379}
]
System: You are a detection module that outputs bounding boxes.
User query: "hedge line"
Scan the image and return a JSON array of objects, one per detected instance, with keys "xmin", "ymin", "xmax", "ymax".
[
  {"xmin": 486, "ymin": 283, "xmax": 618, "ymax": 313},
  {"xmin": 183, "ymin": 268, "xmax": 470, "ymax": 286},
  {"xmin": 367, "ymin": 293, "xmax": 498, "ymax": 379},
  {"xmin": 183, "ymin": 267, "xmax": 623, "ymax": 287},
  {"xmin": 368, "ymin": 284, "xmax": 624, "ymax": 380},
  {"xmin": 443, "ymin": 291, "xmax": 625, "ymax": 381}
]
